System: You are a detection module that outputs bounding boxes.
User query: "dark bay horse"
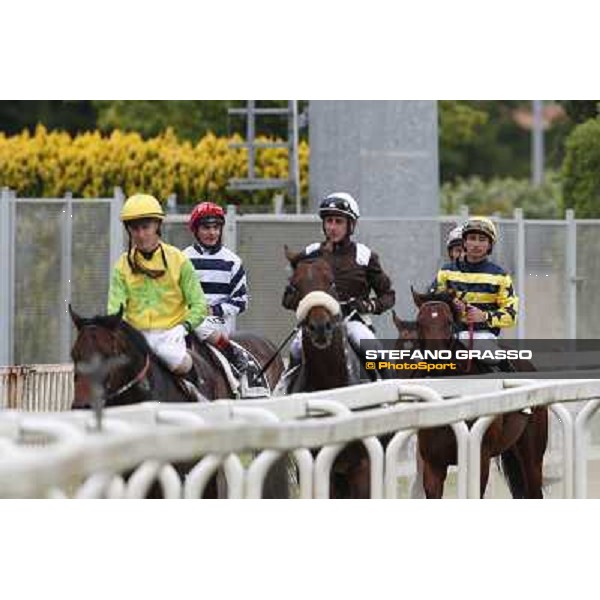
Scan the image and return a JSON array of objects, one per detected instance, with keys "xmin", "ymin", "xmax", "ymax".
[
  {"xmin": 69, "ymin": 304, "xmax": 286, "ymax": 497},
  {"xmin": 282, "ymin": 247, "xmax": 376, "ymax": 498},
  {"xmin": 391, "ymin": 288, "xmax": 548, "ymax": 499}
]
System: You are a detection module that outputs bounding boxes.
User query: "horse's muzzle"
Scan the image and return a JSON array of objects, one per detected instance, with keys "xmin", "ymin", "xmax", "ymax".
[{"xmin": 306, "ymin": 317, "xmax": 335, "ymax": 349}]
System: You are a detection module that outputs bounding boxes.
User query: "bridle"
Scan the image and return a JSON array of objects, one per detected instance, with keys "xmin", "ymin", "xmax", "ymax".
[
  {"xmin": 416, "ymin": 301, "xmax": 458, "ymax": 343},
  {"xmin": 74, "ymin": 323, "xmax": 151, "ymax": 403},
  {"xmin": 105, "ymin": 353, "xmax": 151, "ymax": 401}
]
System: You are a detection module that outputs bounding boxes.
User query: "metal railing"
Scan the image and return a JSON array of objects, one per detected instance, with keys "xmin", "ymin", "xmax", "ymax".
[{"xmin": 1, "ymin": 377, "xmax": 600, "ymax": 499}]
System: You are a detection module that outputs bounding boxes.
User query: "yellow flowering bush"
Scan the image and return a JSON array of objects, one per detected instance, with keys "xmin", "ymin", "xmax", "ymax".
[{"xmin": 0, "ymin": 125, "xmax": 310, "ymax": 207}]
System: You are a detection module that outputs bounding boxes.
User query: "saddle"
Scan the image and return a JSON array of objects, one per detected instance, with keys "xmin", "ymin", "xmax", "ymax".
[{"xmin": 186, "ymin": 334, "xmax": 270, "ymax": 398}]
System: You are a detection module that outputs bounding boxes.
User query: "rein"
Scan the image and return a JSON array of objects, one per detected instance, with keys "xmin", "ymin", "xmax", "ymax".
[
  {"xmin": 255, "ymin": 324, "xmax": 301, "ymax": 381},
  {"xmin": 106, "ymin": 353, "xmax": 151, "ymax": 401},
  {"xmin": 465, "ymin": 308, "xmax": 475, "ymax": 373}
]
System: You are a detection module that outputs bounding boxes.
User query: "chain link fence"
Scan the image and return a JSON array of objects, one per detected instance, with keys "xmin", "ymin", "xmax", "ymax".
[{"xmin": 0, "ymin": 189, "xmax": 594, "ymax": 365}]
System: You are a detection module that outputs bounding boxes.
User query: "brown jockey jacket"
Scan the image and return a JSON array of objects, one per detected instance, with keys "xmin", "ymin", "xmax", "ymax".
[{"xmin": 282, "ymin": 238, "xmax": 395, "ymax": 314}]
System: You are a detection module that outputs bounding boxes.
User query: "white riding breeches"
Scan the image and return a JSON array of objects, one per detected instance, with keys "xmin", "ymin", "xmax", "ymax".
[
  {"xmin": 290, "ymin": 318, "xmax": 376, "ymax": 360},
  {"xmin": 457, "ymin": 330, "xmax": 501, "ymax": 364},
  {"xmin": 345, "ymin": 319, "xmax": 377, "ymax": 349},
  {"xmin": 195, "ymin": 315, "xmax": 233, "ymax": 341},
  {"xmin": 142, "ymin": 326, "xmax": 190, "ymax": 372}
]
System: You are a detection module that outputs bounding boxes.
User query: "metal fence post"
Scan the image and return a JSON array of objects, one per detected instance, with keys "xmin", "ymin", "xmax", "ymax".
[
  {"xmin": 60, "ymin": 193, "xmax": 73, "ymax": 362},
  {"xmin": 0, "ymin": 188, "xmax": 15, "ymax": 365},
  {"xmin": 565, "ymin": 209, "xmax": 577, "ymax": 338},
  {"xmin": 110, "ymin": 188, "xmax": 125, "ymax": 271},
  {"xmin": 514, "ymin": 208, "xmax": 526, "ymax": 339},
  {"xmin": 288, "ymin": 100, "xmax": 301, "ymax": 214},
  {"xmin": 224, "ymin": 204, "xmax": 238, "ymax": 254}
]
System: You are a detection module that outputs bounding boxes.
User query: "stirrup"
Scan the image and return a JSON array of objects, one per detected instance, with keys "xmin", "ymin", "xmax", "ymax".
[{"xmin": 239, "ymin": 372, "xmax": 270, "ymax": 398}]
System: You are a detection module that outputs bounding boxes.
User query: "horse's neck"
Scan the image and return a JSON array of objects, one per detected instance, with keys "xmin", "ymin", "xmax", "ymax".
[
  {"xmin": 302, "ymin": 328, "xmax": 355, "ymax": 391},
  {"xmin": 417, "ymin": 333, "xmax": 482, "ymax": 375},
  {"xmin": 115, "ymin": 328, "xmax": 179, "ymax": 405}
]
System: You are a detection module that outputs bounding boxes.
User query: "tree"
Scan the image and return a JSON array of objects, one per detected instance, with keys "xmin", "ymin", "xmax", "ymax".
[
  {"xmin": 93, "ymin": 100, "xmax": 236, "ymax": 140},
  {"xmin": 559, "ymin": 101, "xmax": 599, "ymax": 124},
  {"xmin": 0, "ymin": 100, "xmax": 97, "ymax": 135},
  {"xmin": 561, "ymin": 117, "xmax": 600, "ymax": 217}
]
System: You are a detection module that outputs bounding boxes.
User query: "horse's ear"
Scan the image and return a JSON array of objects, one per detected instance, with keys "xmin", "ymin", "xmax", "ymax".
[
  {"xmin": 392, "ymin": 310, "xmax": 404, "ymax": 332},
  {"xmin": 284, "ymin": 244, "xmax": 299, "ymax": 265},
  {"xmin": 392, "ymin": 310, "xmax": 416, "ymax": 339},
  {"xmin": 105, "ymin": 304, "xmax": 124, "ymax": 329},
  {"xmin": 411, "ymin": 285, "xmax": 426, "ymax": 308},
  {"xmin": 68, "ymin": 304, "xmax": 84, "ymax": 330}
]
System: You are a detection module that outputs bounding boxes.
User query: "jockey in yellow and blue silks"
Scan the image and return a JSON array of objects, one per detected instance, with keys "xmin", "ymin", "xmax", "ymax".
[
  {"xmin": 107, "ymin": 194, "xmax": 207, "ymax": 384},
  {"xmin": 430, "ymin": 217, "xmax": 519, "ymax": 371}
]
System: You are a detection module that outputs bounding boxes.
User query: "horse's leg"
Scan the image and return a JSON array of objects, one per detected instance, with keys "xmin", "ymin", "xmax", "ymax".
[
  {"xmin": 422, "ymin": 460, "xmax": 448, "ymax": 499},
  {"xmin": 513, "ymin": 407, "xmax": 548, "ymax": 498},
  {"xmin": 348, "ymin": 455, "xmax": 370, "ymax": 499},
  {"xmin": 480, "ymin": 449, "xmax": 492, "ymax": 498}
]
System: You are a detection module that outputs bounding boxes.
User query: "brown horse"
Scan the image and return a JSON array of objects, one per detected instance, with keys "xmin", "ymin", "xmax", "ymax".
[
  {"xmin": 282, "ymin": 248, "xmax": 375, "ymax": 499},
  {"xmin": 69, "ymin": 304, "xmax": 287, "ymax": 498},
  {"xmin": 391, "ymin": 312, "xmax": 418, "ymax": 352},
  {"xmin": 391, "ymin": 288, "xmax": 548, "ymax": 499}
]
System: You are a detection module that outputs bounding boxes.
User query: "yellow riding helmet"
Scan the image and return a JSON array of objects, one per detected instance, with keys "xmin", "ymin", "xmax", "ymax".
[
  {"xmin": 120, "ymin": 194, "xmax": 165, "ymax": 222},
  {"xmin": 462, "ymin": 216, "xmax": 497, "ymax": 245}
]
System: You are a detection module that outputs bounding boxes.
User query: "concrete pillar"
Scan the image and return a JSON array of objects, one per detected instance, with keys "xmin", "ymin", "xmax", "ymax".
[{"xmin": 309, "ymin": 101, "xmax": 439, "ymax": 216}]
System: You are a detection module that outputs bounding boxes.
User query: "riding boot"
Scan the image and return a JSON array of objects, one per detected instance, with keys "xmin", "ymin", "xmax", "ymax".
[
  {"xmin": 288, "ymin": 352, "xmax": 301, "ymax": 371},
  {"xmin": 181, "ymin": 367, "xmax": 207, "ymax": 402},
  {"xmin": 221, "ymin": 342, "xmax": 249, "ymax": 377},
  {"xmin": 184, "ymin": 366, "xmax": 199, "ymax": 386}
]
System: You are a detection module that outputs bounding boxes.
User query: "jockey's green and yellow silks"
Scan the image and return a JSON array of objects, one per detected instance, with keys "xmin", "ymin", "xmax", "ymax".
[
  {"xmin": 107, "ymin": 242, "xmax": 207, "ymax": 330},
  {"xmin": 433, "ymin": 258, "xmax": 518, "ymax": 335}
]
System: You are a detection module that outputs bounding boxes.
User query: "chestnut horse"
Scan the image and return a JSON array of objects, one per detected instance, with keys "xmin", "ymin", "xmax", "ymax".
[
  {"xmin": 69, "ymin": 304, "xmax": 287, "ymax": 498},
  {"xmin": 282, "ymin": 248, "xmax": 379, "ymax": 499},
  {"xmin": 391, "ymin": 288, "xmax": 548, "ymax": 499}
]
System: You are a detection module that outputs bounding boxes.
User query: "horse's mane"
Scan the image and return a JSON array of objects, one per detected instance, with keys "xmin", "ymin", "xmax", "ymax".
[
  {"xmin": 79, "ymin": 314, "xmax": 171, "ymax": 375},
  {"xmin": 117, "ymin": 319, "xmax": 153, "ymax": 357},
  {"xmin": 293, "ymin": 254, "xmax": 329, "ymax": 269}
]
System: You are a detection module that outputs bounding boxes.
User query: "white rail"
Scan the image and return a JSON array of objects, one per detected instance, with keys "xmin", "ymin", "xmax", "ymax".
[{"xmin": 1, "ymin": 378, "xmax": 600, "ymax": 498}]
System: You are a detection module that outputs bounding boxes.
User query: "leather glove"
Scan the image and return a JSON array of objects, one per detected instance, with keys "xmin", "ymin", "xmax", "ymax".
[{"xmin": 347, "ymin": 298, "xmax": 376, "ymax": 314}]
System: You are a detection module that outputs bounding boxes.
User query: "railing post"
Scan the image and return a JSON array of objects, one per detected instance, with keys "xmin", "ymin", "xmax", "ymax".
[
  {"xmin": 60, "ymin": 192, "xmax": 73, "ymax": 362},
  {"xmin": 514, "ymin": 207, "xmax": 526, "ymax": 339},
  {"xmin": 288, "ymin": 100, "xmax": 301, "ymax": 214},
  {"xmin": 110, "ymin": 188, "xmax": 125, "ymax": 272},
  {"xmin": 574, "ymin": 398, "xmax": 600, "ymax": 499},
  {"xmin": 565, "ymin": 209, "xmax": 577, "ymax": 338},
  {"xmin": 0, "ymin": 188, "xmax": 15, "ymax": 365},
  {"xmin": 224, "ymin": 204, "xmax": 238, "ymax": 254}
]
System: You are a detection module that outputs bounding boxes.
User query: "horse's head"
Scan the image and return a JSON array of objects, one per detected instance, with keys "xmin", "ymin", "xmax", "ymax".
[
  {"xmin": 411, "ymin": 286, "xmax": 460, "ymax": 344},
  {"xmin": 284, "ymin": 247, "xmax": 340, "ymax": 350},
  {"xmin": 69, "ymin": 304, "xmax": 149, "ymax": 408},
  {"xmin": 392, "ymin": 310, "xmax": 418, "ymax": 351}
]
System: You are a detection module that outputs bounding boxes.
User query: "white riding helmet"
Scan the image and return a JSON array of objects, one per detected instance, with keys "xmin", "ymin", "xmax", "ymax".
[
  {"xmin": 446, "ymin": 226, "xmax": 464, "ymax": 249},
  {"xmin": 318, "ymin": 192, "xmax": 360, "ymax": 222}
]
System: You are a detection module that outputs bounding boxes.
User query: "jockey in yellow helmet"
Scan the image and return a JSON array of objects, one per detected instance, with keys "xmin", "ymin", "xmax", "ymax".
[
  {"xmin": 431, "ymin": 216, "xmax": 519, "ymax": 372},
  {"xmin": 107, "ymin": 194, "xmax": 208, "ymax": 394}
]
